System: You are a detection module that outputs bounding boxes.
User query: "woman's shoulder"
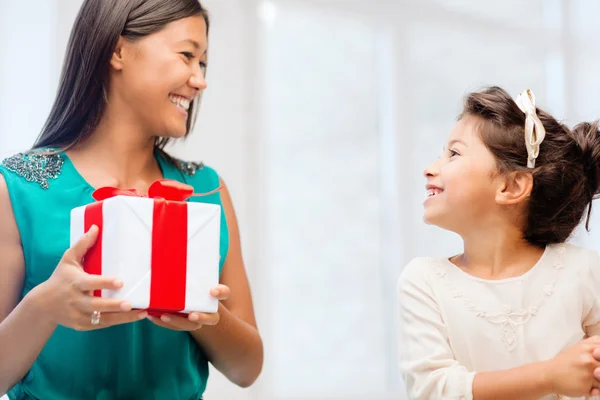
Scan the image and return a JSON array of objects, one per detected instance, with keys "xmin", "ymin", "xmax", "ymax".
[
  {"xmin": 168, "ymin": 155, "xmax": 208, "ymax": 177},
  {"xmin": 160, "ymin": 152, "xmax": 221, "ymax": 203},
  {"xmin": 159, "ymin": 151, "xmax": 221, "ymax": 192},
  {"xmin": 0, "ymin": 147, "xmax": 65, "ymax": 190}
]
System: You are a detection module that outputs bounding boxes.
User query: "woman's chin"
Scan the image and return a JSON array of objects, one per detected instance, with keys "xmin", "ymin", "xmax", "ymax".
[{"xmin": 162, "ymin": 126, "xmax": 188, "ymax": 139}]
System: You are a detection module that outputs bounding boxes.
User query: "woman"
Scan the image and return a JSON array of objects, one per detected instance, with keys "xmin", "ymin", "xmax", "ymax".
[{"xmin": 0, "ymin": 0, "xmax": 263, "ymax": 399}]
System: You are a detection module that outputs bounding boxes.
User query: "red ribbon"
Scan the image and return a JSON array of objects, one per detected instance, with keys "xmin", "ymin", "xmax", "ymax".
[
  {"xmin": 91, "ymin": 179, "xmax": 195, "ymax": 202},
  {"xmin": 83, "ymin": 179, "xmax": 206, "ymax": 312}
]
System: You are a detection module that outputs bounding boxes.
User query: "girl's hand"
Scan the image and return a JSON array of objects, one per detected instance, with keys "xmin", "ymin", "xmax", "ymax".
[{"xmin": 545, "ymin": 335, "xmax": 600, "ymax": 397}]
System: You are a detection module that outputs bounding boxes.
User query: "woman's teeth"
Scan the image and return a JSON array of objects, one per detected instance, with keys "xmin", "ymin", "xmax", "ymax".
[
  {"xmin": 169, "ymin": 95, "xmax": 191, "ymax": 111},
  {"xmin": 427, "ymin": 189, "xmax": 443, "ymax": 197}
]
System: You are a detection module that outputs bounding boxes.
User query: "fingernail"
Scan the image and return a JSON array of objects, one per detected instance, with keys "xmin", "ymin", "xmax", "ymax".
[
  {"xmin": 189, "ymin": 313, "xmax": 199, "ymax": 321},
  {"xmin": 138, "ymin": 312, "xmax": 148, "ymax": 319},
  {"xmin": 161, "ymin": 315, "xmax": 171, "ymax": 322},
  {"xmin": 120, "ymin": 302, "xmax": 132, "ymax": 311},
  {"xmin": 147, "ymin": 315, "xmax": 154, "ymax": 321},
  {"xmin": 210, "ymin": 289, "xmax": 219, "ymax": 297},
  {"xmin": 113, "ymin": 279, "xmax": 123, "ymax": 287}
]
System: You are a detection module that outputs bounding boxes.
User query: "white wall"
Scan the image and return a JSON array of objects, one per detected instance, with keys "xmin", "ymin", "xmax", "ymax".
[{"xmin": 0, "ymin": 1, "xmax": 58, "ymax": 157}]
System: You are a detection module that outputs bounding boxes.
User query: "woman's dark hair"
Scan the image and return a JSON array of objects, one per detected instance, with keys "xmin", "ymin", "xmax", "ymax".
[
  {"xmin": 33, "ymin": 0, "xmax": 209, "ymax": 161},
  {"xmin": 461, "ymin": 86, "xmax": 600, "ymax": 247}
]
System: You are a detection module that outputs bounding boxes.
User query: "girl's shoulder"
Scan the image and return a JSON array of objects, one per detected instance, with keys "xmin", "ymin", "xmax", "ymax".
[
  {"xmin": 398, "ymin": 243, "xmax": 600, "ymax": 291},
  {"xmin": 398, "ymin": 256, "xmax": 446, "ymax": 293},
  {"xmin": 549, "ymin": 243, "xmax": 600, "ymax": 270},
  {"xmin": 559, "ymin": 242, "xmax": 600, "ymax": 274}
]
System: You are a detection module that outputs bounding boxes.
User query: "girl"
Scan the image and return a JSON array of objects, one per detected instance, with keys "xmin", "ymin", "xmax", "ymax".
[
  {"xmin": 398, "ymin": 86, "xmax": 600, "ymax": 400},
  {"xmin": 0, "ymin": 0, "xmax": 262, "ymax": 399}
]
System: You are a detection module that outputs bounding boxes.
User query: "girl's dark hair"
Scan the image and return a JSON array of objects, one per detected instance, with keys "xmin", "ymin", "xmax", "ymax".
[
  {"xmin": 33, "ymin": 0, "xmax": 209, "ymax": 162},
  {"xmin": 461, "ymin": 86, "xmax": 600, "ymax": 247}
]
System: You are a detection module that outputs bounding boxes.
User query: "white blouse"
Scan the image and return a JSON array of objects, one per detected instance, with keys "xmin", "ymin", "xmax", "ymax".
[{"xmin": 397, "ymin": 243, "xmax": 600, "ymax": 400}]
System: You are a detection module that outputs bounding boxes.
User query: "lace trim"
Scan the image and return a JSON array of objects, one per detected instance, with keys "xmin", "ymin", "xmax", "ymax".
[{"xmin": 431, "ymin": 245, "xmax": 566, "ymax": 352}]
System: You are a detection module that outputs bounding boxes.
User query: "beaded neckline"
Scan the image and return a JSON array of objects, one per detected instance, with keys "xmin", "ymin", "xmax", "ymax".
[
  {"xmin": 1, "ymin": 149, "xmax": 64, "ymax": 189},
  {"xmin": 0, "ymin": 148, "xmax": 204, "ymax": 190}
]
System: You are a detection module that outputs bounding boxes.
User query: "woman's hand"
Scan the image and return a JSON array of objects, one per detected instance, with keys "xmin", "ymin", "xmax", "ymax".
[
  {"xmin": 36, "ymin": 225, "xmax": 147, "ymax": 330},
  {"xmin": 147, "ymin": 284, "xmax": 231, "ymax": 331}
]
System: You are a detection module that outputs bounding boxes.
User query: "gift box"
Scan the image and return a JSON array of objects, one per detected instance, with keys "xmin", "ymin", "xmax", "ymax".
[{"xmin": 70, "ymin": 180, "xmax": 221, "ymax": 315}]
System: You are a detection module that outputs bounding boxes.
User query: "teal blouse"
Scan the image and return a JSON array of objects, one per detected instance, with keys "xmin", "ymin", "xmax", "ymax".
[{"xmin": 0, "ymin": 148, "xmax": 229, "ymax": 400}]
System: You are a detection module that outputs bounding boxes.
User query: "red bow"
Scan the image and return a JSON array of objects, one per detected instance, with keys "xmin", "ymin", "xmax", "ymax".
[{"xmin": 92, "ymin": 179, "xmax": 195, "ymax": 202}]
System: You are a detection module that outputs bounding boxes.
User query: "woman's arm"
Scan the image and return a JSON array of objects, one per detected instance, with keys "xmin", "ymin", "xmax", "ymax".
[
  {"xmin": 0, "ymin": 173, "xmax": 144, "ymax": 395},
  {"xmin": 189, "ymin": 179, "xmax": 263, "ymax": 387},
  {"xmin": 0, "ymin": 174, "xmax": 58, "ymax": 394}
]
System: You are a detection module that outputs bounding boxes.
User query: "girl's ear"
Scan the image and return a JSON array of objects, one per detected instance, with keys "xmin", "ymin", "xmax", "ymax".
[{"xmin": 495, "ymin": 171, "xmax": 533, "ymax": 205}]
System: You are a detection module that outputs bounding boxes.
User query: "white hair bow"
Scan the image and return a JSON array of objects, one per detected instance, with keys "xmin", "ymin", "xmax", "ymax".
[{"xmin": 515, "ymin": 89, "xmax": 546, "ymax": 168}]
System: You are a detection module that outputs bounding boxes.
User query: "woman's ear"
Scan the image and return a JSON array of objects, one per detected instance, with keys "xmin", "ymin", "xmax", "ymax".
[{"xmin": 110, "ymin": 36, "xmax": 127, "ymax": 71}]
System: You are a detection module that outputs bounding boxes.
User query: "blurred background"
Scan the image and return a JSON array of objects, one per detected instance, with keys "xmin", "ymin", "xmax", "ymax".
[{"xmin": 1, "ymin": 0, "xmax": 600, "ymax": 399}]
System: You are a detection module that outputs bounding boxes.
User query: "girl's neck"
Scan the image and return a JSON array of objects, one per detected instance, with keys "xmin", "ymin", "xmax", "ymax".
[{"xmin": 455, "ymin": 225, "xmax": 546, "ymax": 280}]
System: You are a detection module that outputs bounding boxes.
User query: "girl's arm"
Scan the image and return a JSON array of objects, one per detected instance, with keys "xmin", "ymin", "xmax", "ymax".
[{"xmin": 397, "ymin": 259, "xmax": 598, "ymax": 400}]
